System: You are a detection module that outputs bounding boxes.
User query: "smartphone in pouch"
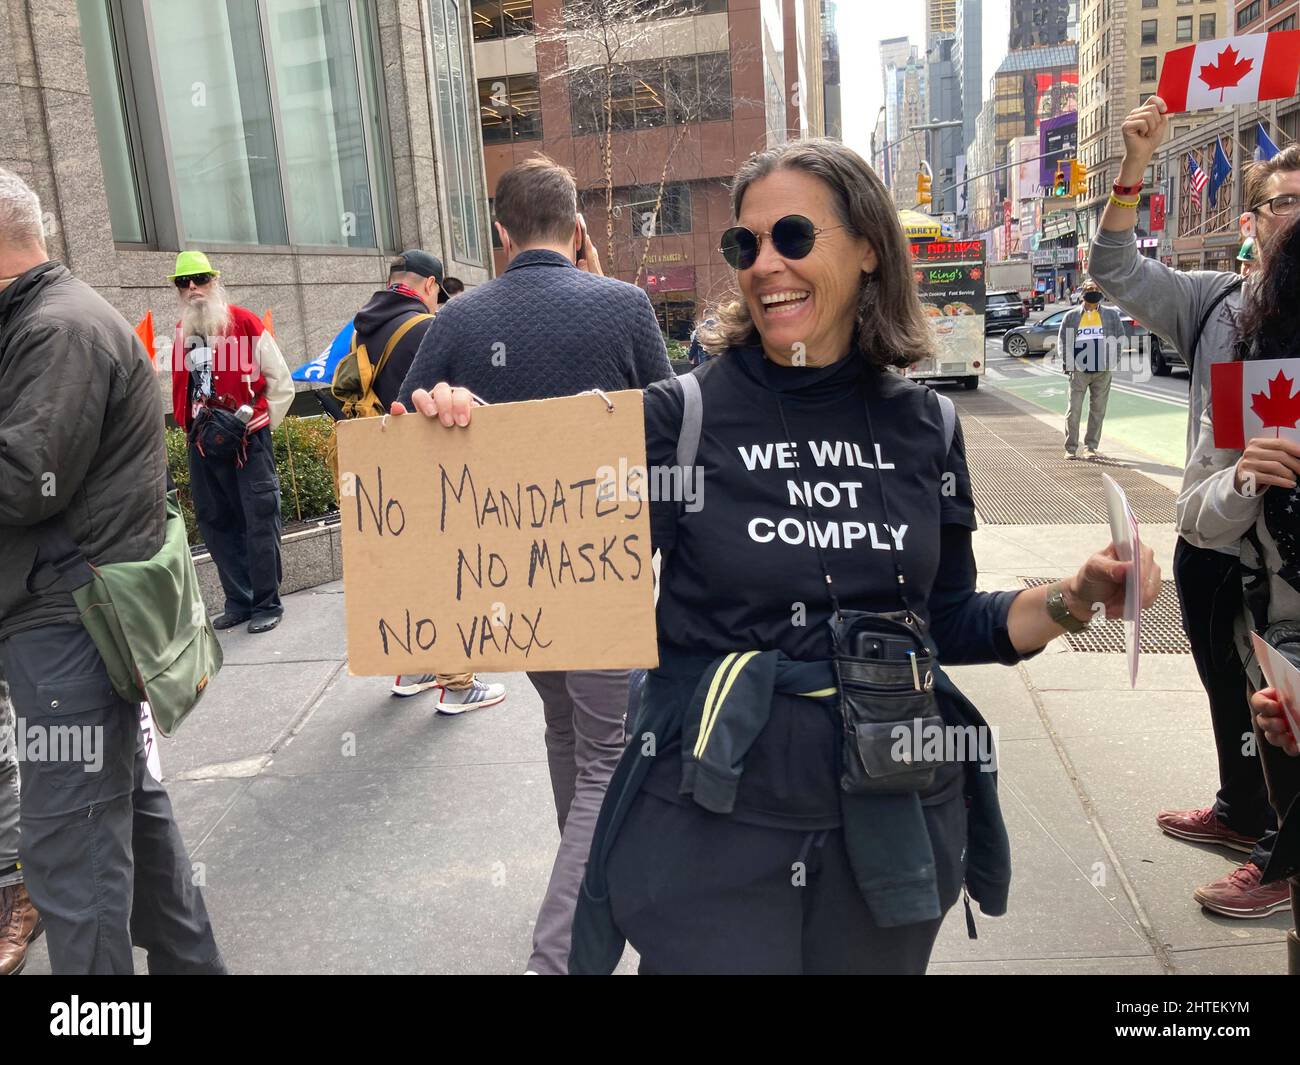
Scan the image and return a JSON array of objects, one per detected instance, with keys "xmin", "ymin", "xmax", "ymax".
[{"xmin": 852, "ymin": 632, "xmax": 918, "ymax": 662}]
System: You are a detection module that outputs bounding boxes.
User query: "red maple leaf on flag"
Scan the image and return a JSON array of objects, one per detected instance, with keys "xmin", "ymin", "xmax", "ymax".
[
  {"xmin": 1250, "ymin": 369, "xmax": 1300, "ymax": 437},
  {"xmin": 1199, "ymin": 45, "xmax": 1255, "ymax": 103}
]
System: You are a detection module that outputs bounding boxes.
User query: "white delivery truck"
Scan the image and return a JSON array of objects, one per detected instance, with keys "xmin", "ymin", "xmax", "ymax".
[
  {"xmin": 985, "ymin": 259, "xmax": 1037, "ymax": 311},
  {"xmin": 905, "ymin": 238, "xmax": 987, "ymax": 391}
]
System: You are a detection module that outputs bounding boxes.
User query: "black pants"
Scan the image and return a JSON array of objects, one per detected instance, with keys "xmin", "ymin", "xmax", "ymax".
[
  {"xmin": 1173, "ymin": 537, "xmax": 1275, "ymax": 865},
  {"xmin": 0, "ymin": 624, "xmax": 225, "ymax": 974},
  {"xmin": 606, "ymin": 791, "xmax": 967, "ymax": 974},
  {"xmin": 188, "ymin": 426, "xmax": 283, "ymax": 622}
]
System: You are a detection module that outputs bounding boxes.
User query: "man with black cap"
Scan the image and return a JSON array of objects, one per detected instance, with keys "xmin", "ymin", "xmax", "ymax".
[
  {"xmin": 357, "ymin": 251, "xmax": 448, "ymax": 412},
  {"xmin": 352, "ymin": 252, "xmax": 507, "ymax": 712}
]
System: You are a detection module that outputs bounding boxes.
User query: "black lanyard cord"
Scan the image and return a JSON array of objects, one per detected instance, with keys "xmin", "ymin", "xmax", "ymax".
[{"xmin": 775, "ymin": 391, "xmax": 912, "ymax": 621}]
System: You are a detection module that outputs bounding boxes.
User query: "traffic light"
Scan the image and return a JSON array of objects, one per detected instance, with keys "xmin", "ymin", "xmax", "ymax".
[
  {"xmin": 1069, "ymin": 158, "xmax": 1087, "ymax": 198},
  {"xmin": 917, "ymin": 167, "xmax": 932, "ymax": 208},
  {"xmin": 1052, "ymin": 164, "xmax": 1068, "ymax": 197}
]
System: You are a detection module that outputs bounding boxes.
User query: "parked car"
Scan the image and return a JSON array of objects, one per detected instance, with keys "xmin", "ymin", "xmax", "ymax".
[
  {"xmin": 1001, "ymin": 305, "xmax": 1181, "ymax": 374},
  {"xmin": 984, "ymin": 290, "xmax": 1028, "ymax": 334}
]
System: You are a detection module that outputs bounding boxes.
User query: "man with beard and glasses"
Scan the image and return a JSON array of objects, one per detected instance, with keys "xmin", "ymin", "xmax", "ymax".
[
  {"xmin": 0, "ymin": 169, "xmax": 225, "ymax": 973},
  {"xmin": 1090, "ymin": 96, "xmax": 1300, "ymax": 920},
  {"xmin": 169, "ymin": 252, "xmax": 293, "ymax": 635}
]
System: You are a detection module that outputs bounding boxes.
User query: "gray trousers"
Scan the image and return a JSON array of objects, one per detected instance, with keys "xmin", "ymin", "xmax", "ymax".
[
  {"xmin": 1065, "ymin": 370, "xmax": 1113, "ymax": 453},
  {"xmin": 525, "ymin": 668, "xmax": 632, "ymax": 975},
  {"xmin": 0, "ymin": 623, "xmax": 225, "ymax": 974},
  {"xmin": 0, "ymin": 666, "xmax": 19, "ymax": 886}
]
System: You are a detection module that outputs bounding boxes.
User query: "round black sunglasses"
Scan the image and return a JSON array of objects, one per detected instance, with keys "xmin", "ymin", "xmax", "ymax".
[{"xmin": 720, "ymin": 214, "xmax": 844, "ymax": 270}]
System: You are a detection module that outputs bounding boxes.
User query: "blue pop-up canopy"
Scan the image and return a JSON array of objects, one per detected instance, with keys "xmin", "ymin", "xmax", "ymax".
[{"xmin": 292, "ymin": 319, "xmax": 354, "ymax": 383}]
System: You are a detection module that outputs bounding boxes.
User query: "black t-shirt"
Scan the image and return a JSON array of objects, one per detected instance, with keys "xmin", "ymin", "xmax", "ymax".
[{"xmin": 640, "ymin": 346, "xmax": 979, "ymax": 828}]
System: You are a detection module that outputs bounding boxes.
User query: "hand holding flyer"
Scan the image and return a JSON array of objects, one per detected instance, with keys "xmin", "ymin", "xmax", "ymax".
[
  {"xmin": 1102, "ymin": 474, "xmax": 1142, "ymax": 687},
  {"xmin": 1249, "ymin": 634, "xmax": 1300, "ymax": 755}
]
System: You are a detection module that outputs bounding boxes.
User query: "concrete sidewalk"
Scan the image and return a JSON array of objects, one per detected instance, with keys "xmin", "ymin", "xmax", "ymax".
[{"xmin": 20, "ymin": 401, "xmax": 1294, "ymax": 975}]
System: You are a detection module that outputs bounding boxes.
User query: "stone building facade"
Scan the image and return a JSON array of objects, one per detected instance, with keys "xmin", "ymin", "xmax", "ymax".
[{"xmin": 0, "ymin": 0, "xmax": 492, "ymax": 393}]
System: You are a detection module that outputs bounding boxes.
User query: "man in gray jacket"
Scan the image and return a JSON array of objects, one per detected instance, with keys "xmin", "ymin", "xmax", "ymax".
[
  {"xmin": 1089, "ymin": 98, "xmax": 1299, "ymax": 918},
  {"xmin": 1057, "ymin": 279, "xmax": 1124, "ymax": 460},
  {"xmin": 0, "ymin": 168, "xmax": 225, "ymax": 972}
]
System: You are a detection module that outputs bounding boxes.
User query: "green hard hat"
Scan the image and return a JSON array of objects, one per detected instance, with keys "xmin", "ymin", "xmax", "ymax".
[{"xmin": 169, "ymin": 250, "xmax": 220, "ymax": 280}]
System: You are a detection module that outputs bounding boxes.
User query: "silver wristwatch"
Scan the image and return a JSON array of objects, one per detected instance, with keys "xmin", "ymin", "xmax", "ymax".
[{"xmin": 1046, "ymin": 582, "xmax": 1090, "ymax": 633}]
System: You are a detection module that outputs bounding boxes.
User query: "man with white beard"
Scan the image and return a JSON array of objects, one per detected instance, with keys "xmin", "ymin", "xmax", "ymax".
[{"xmin": 169, "ymin": 252, "xmax": 293, "ymax": 634}]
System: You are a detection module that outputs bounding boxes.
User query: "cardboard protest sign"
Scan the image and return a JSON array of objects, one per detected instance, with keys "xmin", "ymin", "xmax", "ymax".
[{"xmin": 336, "ymin": 390, "xmax": 658, "ymax": 675}]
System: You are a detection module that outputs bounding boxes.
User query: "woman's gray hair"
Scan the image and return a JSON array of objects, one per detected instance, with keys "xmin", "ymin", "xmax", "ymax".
[
  {"xmin": 0, "ymin": 168, "xmax": 46, "ymax": 250},
  {"xmin": 700, "ymin": 138, "xmax": 935, "ymax": 369}
]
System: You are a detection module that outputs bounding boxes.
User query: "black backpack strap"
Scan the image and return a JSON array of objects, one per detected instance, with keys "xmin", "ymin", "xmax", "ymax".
[
  {"xmin": 1188, "ymin": 276, "xmax": 1244, "ymax": 370},
  {"xmin": 675, "ymin": 372, "xmax": 702, "ymax": 470},
  {"xmin": 935, "ymin": 391, "xmax": 956, "ymax": 455}
]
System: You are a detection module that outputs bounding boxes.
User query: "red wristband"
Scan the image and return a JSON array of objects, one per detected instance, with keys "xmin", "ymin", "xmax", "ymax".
[{"xmin": 1112, "ymin": 180, "xmax": 1143, "ymax": 196}]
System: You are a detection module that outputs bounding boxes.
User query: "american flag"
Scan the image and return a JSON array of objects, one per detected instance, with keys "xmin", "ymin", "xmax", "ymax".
[{"xmin": 1187, "ymin": 153, "xmax": 1208, "ymax": 210}]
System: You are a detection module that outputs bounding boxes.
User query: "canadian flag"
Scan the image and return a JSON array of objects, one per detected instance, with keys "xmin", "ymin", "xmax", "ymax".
[
  {"xmin": 1211, "ymin": 358, "xmax": 1300, "ymax": 449},
  {"xmin": 1158, "ymin": 31, "xmax": 1300, "ymax": 112}
]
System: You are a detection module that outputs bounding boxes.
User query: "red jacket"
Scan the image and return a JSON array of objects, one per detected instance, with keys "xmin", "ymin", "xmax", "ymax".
[{"xmin": 171, "ymin": 304, "xmax": 270, "ymax": 433}]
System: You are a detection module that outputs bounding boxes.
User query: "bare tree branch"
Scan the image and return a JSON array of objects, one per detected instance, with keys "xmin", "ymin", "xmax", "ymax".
[{"xmin": 537, "ymin": 0, "xmax": 756, "ymax": 285}]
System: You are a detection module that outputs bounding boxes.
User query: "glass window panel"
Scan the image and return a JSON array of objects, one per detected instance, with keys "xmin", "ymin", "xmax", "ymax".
[
  {"xmin": 1140, "ymin": 56, "xmax": 1156, "ymax": 81},
  {"xmin": 1199, "ymin": 13, "xmax": 1215, "ymax": 37},
  {"xmin": 509, "ymin": 73, "xmax": 541, "ymax": 140},
  {"xmin": 1140, "ymin": 19, "xmax": 1157, "ymax": 43},
  {"xmin": 610, "ymin": 68, "xmax": 637, "ymax": 130},
  {"xmin": 150, "ymin": 0, "xmax": 287, "ymax": 245},
  {"xmin": 429, "ymin": 0, "xmax": 485, "ymax": 265},
  {"xmin": 502, "ymin": 0, "xmax": 534, "ymax": 34},
  {"xmin": 356, "ymin": 0, "xmax": 395, "ymax": 251},
  {"xmin": 471, "ymin": 0, "xmax": 503, "ymax": 39},
  {"xmin": 665, "ymin": 55, "xmax": 699, "ymax": 123},
  {"xmin": 266, "ymin": 0, "xmax": 374, "ymax": 248},
  {"xmin": 630, "ymin": 182, "xmax": 691, "ymax": 235},
  {"xmin": 479, "ymin": 77, "xmax": 513, "ymax": 143},
  {"xmin": 570, "ymin": 67, "xmax": 602, "ymax": 134},
  {"xmin": 695, "ymin": 53, "xmax": 732, "ymax": 122},
  {"xmin": 1175, "ymin": 15, "xmax": 1192, "ymax": 40},
  {"xmin": 77, "ymin": 0, "xmax": 146, "ymax": 242},
  {"xmin": 633, "ymin": 61, "xmax": 667, "ymax": 129}
]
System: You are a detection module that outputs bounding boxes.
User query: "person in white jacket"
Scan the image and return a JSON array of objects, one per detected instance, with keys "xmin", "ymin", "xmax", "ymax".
[{"xmin": 1176, "ymin": 161, "xmax": 1300, "ymax": 927}]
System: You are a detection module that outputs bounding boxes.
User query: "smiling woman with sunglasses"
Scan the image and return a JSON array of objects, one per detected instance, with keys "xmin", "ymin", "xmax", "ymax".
[{"xmin": 402, "ymin": 139, "xmax": 1157, "ymax": 974}]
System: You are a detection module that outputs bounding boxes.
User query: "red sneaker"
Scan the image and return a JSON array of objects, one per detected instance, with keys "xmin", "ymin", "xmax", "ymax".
[
  {"xmin": 1193, "ymin": 862, "xmax": 1293, "ymax": 919},
  {"xmin": 1156, "ymin": 805, "xmax": 1259, "ymax": 854}
]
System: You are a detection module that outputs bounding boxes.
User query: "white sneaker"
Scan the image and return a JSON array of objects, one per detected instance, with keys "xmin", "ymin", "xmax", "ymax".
[
  {"xmin": 435, "ymin": 678, "xmax": 507, "ymax": 716},
  {"xmin": 391, "ymin": 674, "xmax": 443, "ymax": 698}
]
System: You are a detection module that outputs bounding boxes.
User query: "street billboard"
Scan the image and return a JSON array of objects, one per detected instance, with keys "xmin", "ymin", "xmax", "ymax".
[{"xmin": 1040, "ymin": 111, "xmax": 1078, "ymax": 189}]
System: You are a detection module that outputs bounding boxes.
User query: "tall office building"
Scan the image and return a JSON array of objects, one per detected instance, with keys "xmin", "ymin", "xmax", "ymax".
[
  {"xmin": 926, "ymin": 34, "xmax": 961, "ymax": 216},
  {"xmin": 954, "ymin": 0, "xmax": 982, "ymax": 156},
  {"xmin": 1076, "ymin": 0, "xmax": 1232, "ymax": 264},
  {"xmin": 821, "ymin": 0, "xmax": 842, "ymax": 140},
  {"xmin": 926, "ymin": 0, "xmax": 957, "ymax": 47},
  {"xmin": 1010, "ymin": 0, "xmax": 1072, "ymax": 48}
]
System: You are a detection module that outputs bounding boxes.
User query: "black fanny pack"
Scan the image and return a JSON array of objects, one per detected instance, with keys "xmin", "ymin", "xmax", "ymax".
[
  {"xmin": 190, "ymin": 404, "xmax": 248, "ymax": 461},
  {"xmin": 831, "ymin": 609, "xmax": 955, "ymax": 795}
]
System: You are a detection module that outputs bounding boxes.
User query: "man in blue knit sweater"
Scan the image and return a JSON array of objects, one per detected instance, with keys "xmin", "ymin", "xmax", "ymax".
[{"xmin": 397, "ymin": 155, "xmax": 673, "ymax": 974}]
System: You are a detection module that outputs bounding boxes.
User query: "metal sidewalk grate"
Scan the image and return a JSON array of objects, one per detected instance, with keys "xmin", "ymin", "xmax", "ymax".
[
  {"xmin": 1019, "ymin": 577, "xmax": 1192, "ymax": 654},
  {"xmin": 952, "ymin": 389, "xmax": 1178, "ymax": 525}
]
